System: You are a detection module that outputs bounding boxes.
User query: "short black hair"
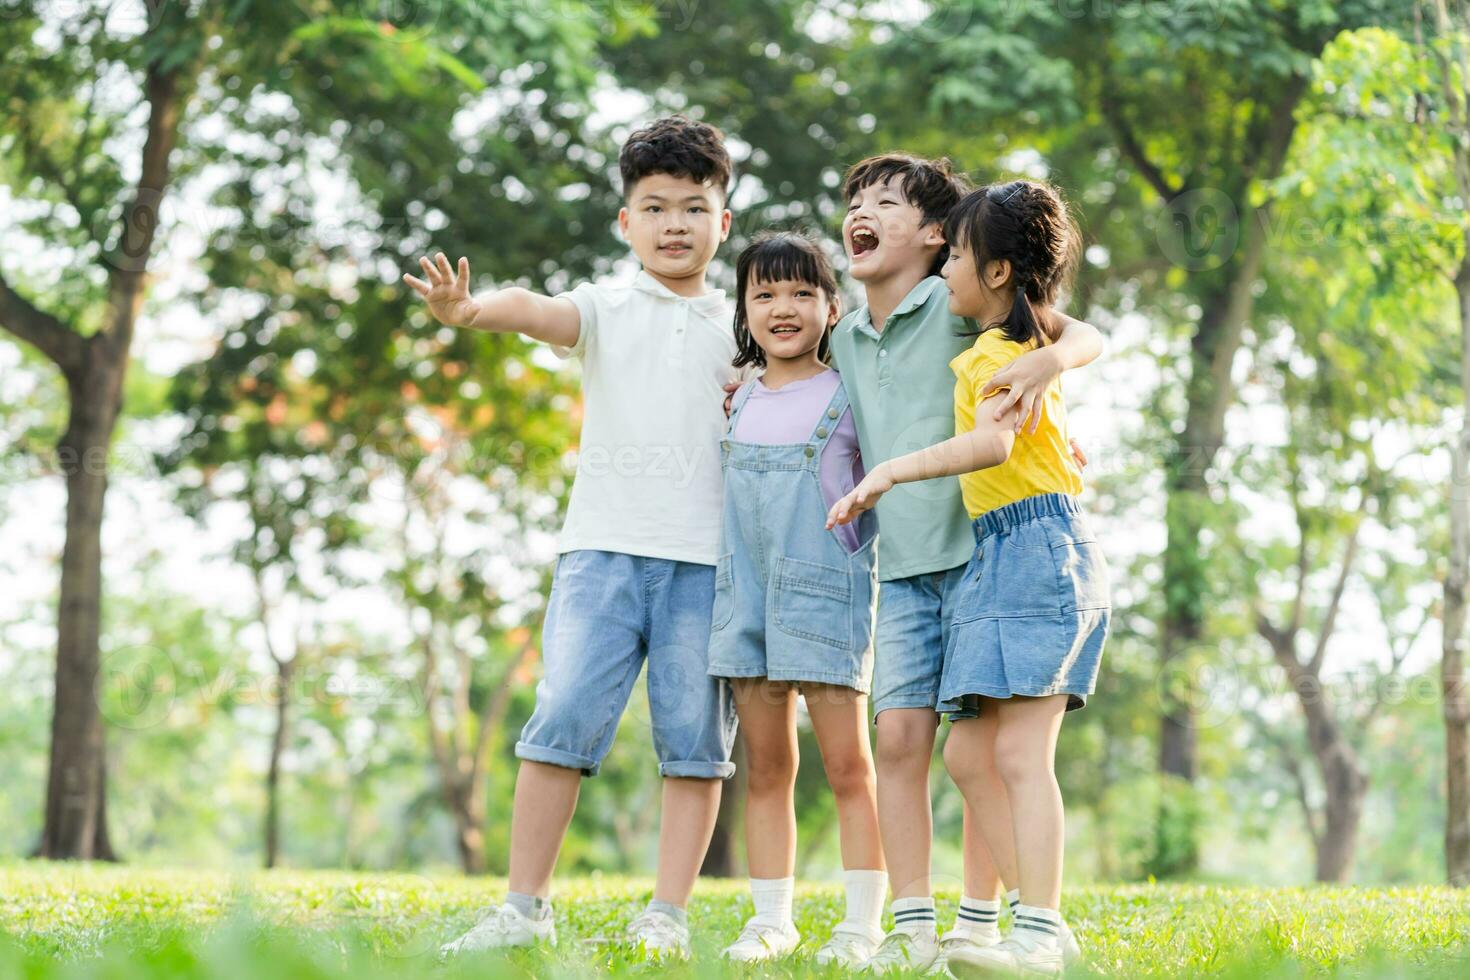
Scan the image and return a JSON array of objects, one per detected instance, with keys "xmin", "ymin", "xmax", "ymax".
[
  {"xmin": 619, "ymin": 116, "xmax": 732, "ymax": 201},
  {"xmin": 733, "ymin": 232, "xmax": 840, "ymax": 370},
  {"xmin": 843, "ymin": 153, "xmax": 973, "ymax": 276}
]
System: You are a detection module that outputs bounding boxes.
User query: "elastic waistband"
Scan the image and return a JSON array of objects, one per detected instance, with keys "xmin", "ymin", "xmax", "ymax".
[{"xmin": 972, "ymin": 493, "xmax": 1081, "ymax": 542}]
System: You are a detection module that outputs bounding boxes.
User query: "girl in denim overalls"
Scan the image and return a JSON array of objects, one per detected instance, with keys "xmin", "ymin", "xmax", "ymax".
[
  {"xmin": 708, "ymin": 233, "xmax": 886, "ymax": 966},
  {"xmin": 830, "ymin": 181, "xmax": 1110, "ymax": 977}
]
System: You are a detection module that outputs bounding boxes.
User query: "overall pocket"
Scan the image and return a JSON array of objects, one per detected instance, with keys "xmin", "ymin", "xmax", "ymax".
[{"xmin": 774, "ymin": 556, "xmax": 853, "ymax": 650}]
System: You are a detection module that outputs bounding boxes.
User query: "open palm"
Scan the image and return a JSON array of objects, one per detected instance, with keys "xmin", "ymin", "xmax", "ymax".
[{"xmin": 403, "ymin": 252, "xmax": 482, "ymax": 327}]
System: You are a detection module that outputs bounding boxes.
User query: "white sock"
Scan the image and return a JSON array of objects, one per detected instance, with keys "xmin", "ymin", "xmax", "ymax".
[
  {"xmin": 839, "ymin": 869, "xmax": 887, "ymax": 938},
  {"xmin": 890, "ymin": 896, "xmax": 937, "ymax": 936},
  {"xmin": 749, "ymin": 876, "xmax": 795, "ymax": 927},
  {"xmin": 1012, "ymin": 903, "xmax": 1062, "ymax": 949},
  {"xmin": 954, "ymin": 895, "xmax": 1002, "ymax": 935},
  {"xmin": 1006, "ymin": 887, "xmax": 1021, "ymax": 912}
]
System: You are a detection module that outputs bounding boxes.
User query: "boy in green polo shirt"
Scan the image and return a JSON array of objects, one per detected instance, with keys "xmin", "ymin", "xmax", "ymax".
[{"xmin": 828, "ymin": 154, "xmax": 1102, "ymax": 974}]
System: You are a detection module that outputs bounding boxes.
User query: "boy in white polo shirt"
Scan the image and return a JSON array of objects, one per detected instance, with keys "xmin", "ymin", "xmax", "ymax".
[{"xmin": 404, "ymin": 117, "xmax": 745, "ymax": 959}]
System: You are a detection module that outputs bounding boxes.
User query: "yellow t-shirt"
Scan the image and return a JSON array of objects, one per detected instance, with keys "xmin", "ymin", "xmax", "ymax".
[{"xmin": 950, "ymin": 329, "xmax": 1083, "ymax": 518}]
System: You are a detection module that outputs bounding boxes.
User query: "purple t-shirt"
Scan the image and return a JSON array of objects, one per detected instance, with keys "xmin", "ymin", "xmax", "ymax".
[{"xmin": 732, "ymin": 369, "xmax": 867, "ymax": 553}]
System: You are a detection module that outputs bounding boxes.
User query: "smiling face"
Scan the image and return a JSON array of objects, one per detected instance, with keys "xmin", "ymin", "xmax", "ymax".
[
  {"xmin": 841, "ymin": 174, "xmax": 946, "ymax": 286},
  {"xmin": 942, "ymin": 238, "xmax": 1012, "ymax": 324},
  {"xmin": 619, "ymin": 172, "xmax": 731, "ymax": 292},
  {"xmin": 744, "ymin": 278, "xmax": 839, "ymax": 365}
]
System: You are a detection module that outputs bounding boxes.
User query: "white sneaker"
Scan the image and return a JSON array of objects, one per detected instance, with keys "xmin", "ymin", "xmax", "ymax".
[
  {"xmin": 948, "ymin": 931, "xmax": 1064, "ymax": 977},
  {"xmin": 939, "ymin": 926, "xmax": 1002, "ymax": 973},
  {"xmin": 863, "ymin": 928, "xmax": 942, "ymax": 974},
  {"xmin": 437, "ymin": 903, "xmax": 555, "ymax": 958},
  {"xmin": 722, "ymin": 916, "xmax": 800, "ymax": 962},
  {"xmin": 624, "ymin": 907, "xmax": 691, "ymax": 960},
  {"xmin": 1059, "ymin": 921, "xmax": 1082, "ymax": 965},
  {"xmin": 814, "ymin": 925, "xmax": 882, "ymax": 966}
]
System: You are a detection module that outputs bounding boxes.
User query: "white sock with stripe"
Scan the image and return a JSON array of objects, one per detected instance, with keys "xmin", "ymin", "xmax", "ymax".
[
  {"xmin": 953, "ymin": 895, "xmax": 1002, "ymax": 937},
  {"xmin": 890, "ymin": 896, "xmax": 937, "ymax": 936},
  {"xmin": 1011, "ymin": 903, "xmax": 1062, "ymax": 950}
]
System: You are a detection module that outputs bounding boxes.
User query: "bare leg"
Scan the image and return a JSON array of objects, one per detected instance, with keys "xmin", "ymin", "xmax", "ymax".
[
  {"xmin": 804, "ymin": 684, "xmax": 884, "ymax": 871},
  {"xmin": 507, "ymin": 761, "xmax": 582, "ymax": 897},
  {"xmin": 732, "ymin": 678, "xmax": 800, "ymax": 879},
  {"xmin": 874, "ymin": 707, "xmax": 939, "ymax": 897},
  {"xmin": 946, "ymin": 712, "xmax": 1018, "ymax": 895},
  {"xmin": 992, "ymin": 695, "xmax": 1069, "ymax": 908},
  {"xmin": 653, "ymin": 776, "xmax": 725, "ymax": 906}
]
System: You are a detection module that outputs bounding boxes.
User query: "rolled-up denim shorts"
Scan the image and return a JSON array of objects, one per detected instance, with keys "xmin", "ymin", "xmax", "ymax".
[
  {"xmin": 516, "ymin": 550, "xmax": 738, "ymax": 778},
  {"xmin": 870, "ymin": 561, "xmax": 971, "ymax": 717},
  {"xmin": 939, "ymin": 493, "xmax": 1110, "ymax": 714}
]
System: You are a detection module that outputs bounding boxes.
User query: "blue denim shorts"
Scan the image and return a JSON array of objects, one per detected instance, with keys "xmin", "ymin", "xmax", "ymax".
[
  {"xmin": 870, "ymin": 562, "xmax": 971, "ymax": 716},
  {"xmin": 516, "ymin": 550, "xmax": 738, "ymax": 779},
  {"xmin": 940, "ymin": 494, "xmax": 1110, "ymax": 713}
]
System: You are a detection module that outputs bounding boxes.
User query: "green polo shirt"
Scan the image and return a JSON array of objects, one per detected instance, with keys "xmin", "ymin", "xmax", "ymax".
[{"xmin": 830, "ymin": 276, "xmax": 976, "ymax": 581}]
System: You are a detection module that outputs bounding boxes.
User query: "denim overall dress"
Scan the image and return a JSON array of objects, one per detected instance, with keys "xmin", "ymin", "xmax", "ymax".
[{"xmin": 706, "ymin": 378, "xmax": 878, "ymax": 692}]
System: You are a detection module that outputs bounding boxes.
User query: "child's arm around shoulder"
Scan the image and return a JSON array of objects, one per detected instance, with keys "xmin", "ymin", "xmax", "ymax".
[
  {"xmin": 403, "ymin": 252, "xmax": 580, "ymax": 349},
  {"xmin": 979, "ymin": 313, "xmax": 1104, "ymax": 433},
  {"xmin": 826, "ymin": 378, "xmax": 1024, "ymax": 529}
]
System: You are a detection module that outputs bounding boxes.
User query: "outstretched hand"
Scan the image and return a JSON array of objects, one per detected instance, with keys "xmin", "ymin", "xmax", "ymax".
[
  {"xmin": 403, "ymin": 252, "xmax": 482, "ymax": 328},
  {"xmin": 827, "ymin": 464, "xmax": 894, "ymax": 529}
]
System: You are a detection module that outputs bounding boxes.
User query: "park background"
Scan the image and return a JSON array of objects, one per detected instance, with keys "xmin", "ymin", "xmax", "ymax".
[{"xmin": 3, "ymin": 0, "xmax": 1470, "ymax": 975}]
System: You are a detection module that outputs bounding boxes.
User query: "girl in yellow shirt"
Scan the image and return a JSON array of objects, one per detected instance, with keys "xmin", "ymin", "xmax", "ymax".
[{"xmin": 829, "ymin": 179, "xmax": 1109, "ymax": 978}]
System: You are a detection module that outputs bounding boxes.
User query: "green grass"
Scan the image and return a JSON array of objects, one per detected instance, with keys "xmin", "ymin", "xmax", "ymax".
[{"xmin": 1, "ymin": 863, "xmax": 1468, "ymax": 977}]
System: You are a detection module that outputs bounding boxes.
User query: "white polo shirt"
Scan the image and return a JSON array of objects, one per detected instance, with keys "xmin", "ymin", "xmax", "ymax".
[{"xmin": 551, "ymin": 270, "xmax": 746, "ymax": 566}]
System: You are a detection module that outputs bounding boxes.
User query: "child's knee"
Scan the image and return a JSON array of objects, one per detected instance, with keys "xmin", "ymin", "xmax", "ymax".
[
  {"xmin": 943, "ymin": 728, "xmax": 990, "ymax": 785},
  {"xmin": 874, "ymin": 714, "xmax": 936, "ymax": 769},
  {"xmin": 993, "ymin": 730, "xmax": 1052, "ymax": 790},
  {"xmin": 745, "ymin": 746, "xmax": 798, "ymax": 796},
  {"xmin": 823, "ymin": 751, "xmax": 876, "ymax": 801}
]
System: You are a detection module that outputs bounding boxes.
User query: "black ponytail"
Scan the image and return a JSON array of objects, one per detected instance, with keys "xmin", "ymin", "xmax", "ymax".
[{"xmin": 1004, "ymin": 273, "xmax": 1046, "ymax": 349}]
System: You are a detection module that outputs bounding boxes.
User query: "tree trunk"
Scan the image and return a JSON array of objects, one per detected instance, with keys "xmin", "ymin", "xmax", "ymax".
[
  {"xmin": 1445, "ymin": 230, "xmax": 1470, "ymax": 886},
  {"xmin": 28, "ymin": 64, "xmax": 184, "ymax": 861},
  {"xmin": 1295, "ymin": 673, "xmax": 1368, "ymax": 882},
  {"xmin": 35, "ymin": 361, "xmax": 123, "ymax": 862},
  {"xmin": 1146, "ymin": 67, "xmax": 1310, "ymax": 875},
  {"xmin": 264, "ymin": 655, "xmax": 294, "ymax": 869},
  {"xmin": 450, "ymin": 780, "xmax": 488, "ymax": 875}
]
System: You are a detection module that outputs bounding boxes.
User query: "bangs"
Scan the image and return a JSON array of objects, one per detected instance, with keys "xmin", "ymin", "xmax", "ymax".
[
  {"xmin": 942, "ymin": 190, "xmax": 987, "ymax": 252},
  {"xmin": 739, "ymin": 234, "xmax": 837, "ymax": 296}
]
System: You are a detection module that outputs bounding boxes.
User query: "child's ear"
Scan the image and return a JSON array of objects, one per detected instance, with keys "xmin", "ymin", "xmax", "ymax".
[
  {"xmin": 922, "ymin": 221, "xmax": 945, "ymax": 248},
  {"xmin": 618, "ymin": 206, "xmax": 631, "ymax": 239},
  {"xmin": 720, "ymin": 209, "xmax": 732, "ymax": 242},
  {"xmin": 986, "ymin": 258, "xmax": 1012, "ymax": 289}
]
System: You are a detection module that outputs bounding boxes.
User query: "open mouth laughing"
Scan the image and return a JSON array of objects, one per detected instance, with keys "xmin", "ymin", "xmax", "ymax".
[{"xmin": 849, "ymin": 225, "xmax": 879, "ymax": 257}]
